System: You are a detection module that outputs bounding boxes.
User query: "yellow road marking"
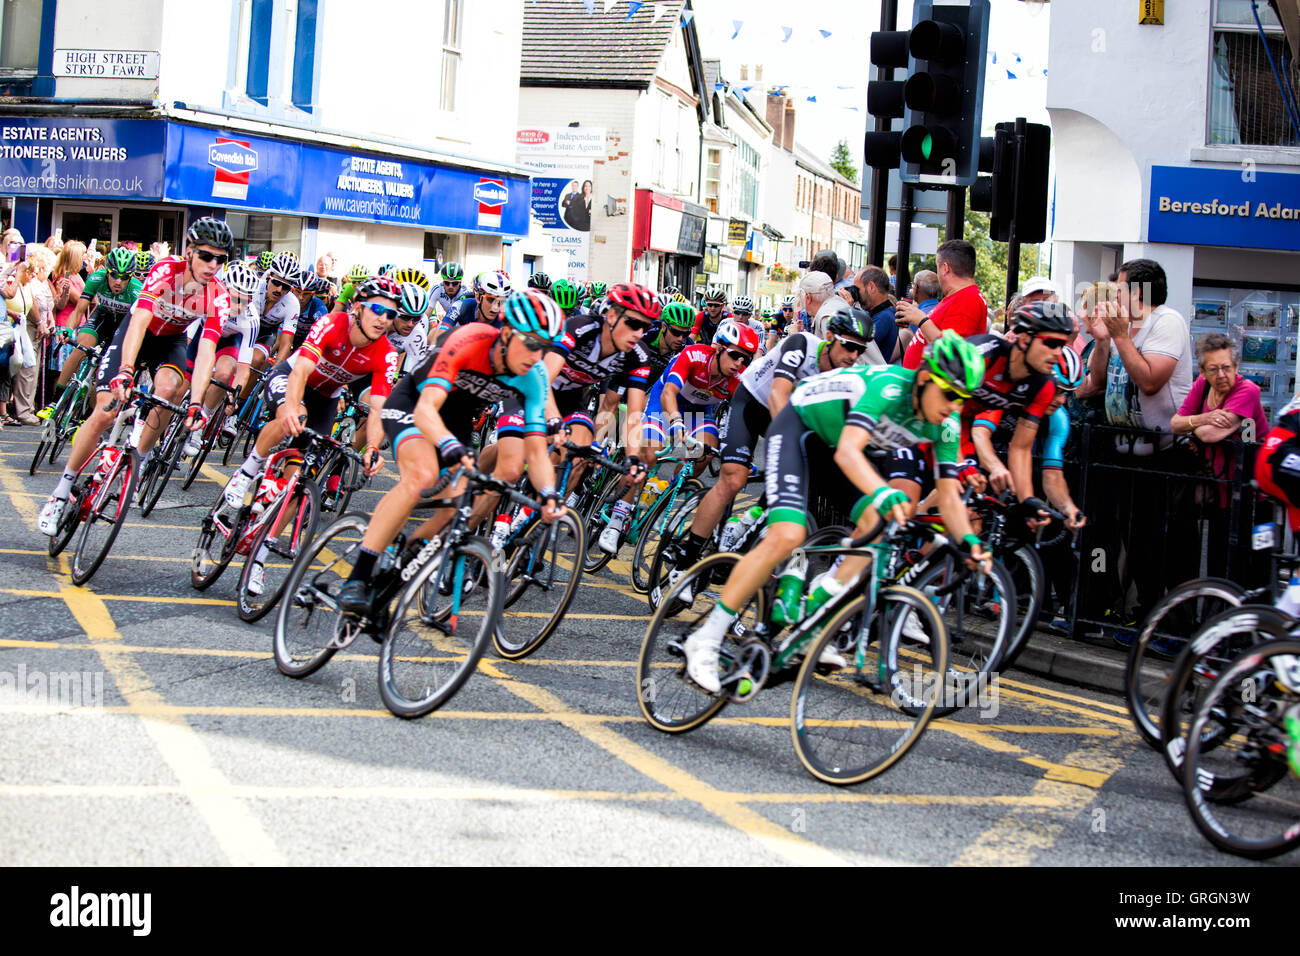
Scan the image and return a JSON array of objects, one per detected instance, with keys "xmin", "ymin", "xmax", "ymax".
[
  {"xmin": 1, "ymin": 587, "xmax": 236, "ymax": 606},
  {"xmin": 994, "ymin": 673, "xmax": 1131, "ymax": 715}
]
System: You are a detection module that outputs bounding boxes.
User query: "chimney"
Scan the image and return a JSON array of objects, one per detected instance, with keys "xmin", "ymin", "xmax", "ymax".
[
  {"xmin": 782, "ymin": 101, "xmax": 795, "ymax": 152},
  {"xmin": 765, "ymin": 91, "xmax": 784, "ymax": 135}
]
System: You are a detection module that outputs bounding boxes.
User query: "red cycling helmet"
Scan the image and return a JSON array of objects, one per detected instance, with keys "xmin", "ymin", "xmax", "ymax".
[
  {"xmin": 354, "ymin": 275, "xmax": 402, "ymax": 303},
  {"xmin": 714, "ymin": 319, "xmax": 760, "ymax": 357},
  {"xmin": 606, "ymin": 282, "xmax": 663, "ymax": 321}
]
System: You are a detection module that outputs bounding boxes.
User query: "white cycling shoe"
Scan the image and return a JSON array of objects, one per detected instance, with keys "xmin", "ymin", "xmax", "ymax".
[
  {"xmin": 183, "ymin": 432, "xmax": 203, "ymax": 458},
  {"xmin": 667, "ymin": 566, "xmax": 694, "ymax": 604},
  {"xmin": 222, "ymin": 418, "xmax": 238, "ymax": 440},
  {"xmin": 597, "ymin": 524, "xmax": 622, "ymax": 555},
  {"xmin": 223, "ymin": 470, "xmax": 256, "ymax": 509},
  {"xmin": 817, "ymin": 643, "xmax": 847, "ymax": 668},
  {"xmin": 37, "ymin": 498, "xmax": 66, "ymax": 536},
  {"xmin": 683, "ymin": 630, "xmax": 723, "ymax": 693},
  {"xmin": 246, "ymin": 562, "xmax": 265, "ymax": 596},
  {"xmin": 900, "ymin": 610, "xmax": 930, "ymax": 645}
]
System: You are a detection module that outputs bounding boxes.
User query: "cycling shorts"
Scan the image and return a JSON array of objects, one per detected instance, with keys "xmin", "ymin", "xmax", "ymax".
[
  {"xmin": 1256, "ymin": 425, "xmax": 1300, "ymax": 530},
  {"xmin": 498, "ymin": 387, "xmax": 591, "ymax": 439},
  {"xmin": 639, "ymin": 404, "xmax": 717, "ymax": 444},
  {"xmin": 379, "ymin": 386, "xmax": 475, "ymax": 455},
  {"xmin": 185, "ymin": 326, "xmax": 243, "ymax": 374},
  {"xmin": 95, "ymin": 319, "xmax": 187, "ymax": 392},
  {"xmin": 265, "ymin": 361, "xmax": 335, "ymax": 448},
  {"xmin": 717, "ymin": 384, "xmax": 771, "ymax": 467},
  {"xmin": 77, "ymin": 305, "xmax": 130, "ymax": 345},
  {"xmin": 762, "ymin": 404, "xmax": 869, "ymax": 529},
  {"xmin": 252, "ymin": 329, "xmax": 285, "ymax": 361}
]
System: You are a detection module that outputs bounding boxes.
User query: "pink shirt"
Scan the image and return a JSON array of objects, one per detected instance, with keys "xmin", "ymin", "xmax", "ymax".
[{"xmin": 1177, "ymin": 374, "xmax": 1267, "ymax": 488}]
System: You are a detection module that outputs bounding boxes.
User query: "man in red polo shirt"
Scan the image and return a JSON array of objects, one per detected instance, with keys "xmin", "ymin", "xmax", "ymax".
[{"xmin": 896, "ymin": 239, "xmax": 988, "ymax": 369}]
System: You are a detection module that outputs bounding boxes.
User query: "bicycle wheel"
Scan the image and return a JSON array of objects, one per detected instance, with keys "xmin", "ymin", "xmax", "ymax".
[
  {"xmin": 581, "ymin": 473, "xmax": 627, "ymax": 574},
  {"xmin": 48, "ymin": 484, "xmax": 83, "ymax": 558},
  {"xmin": 791, "ymin": 584, "xmax": 948, "ymax": 785},
  {"xmin": 644, "ymin": 491, "xmax": 708, "ymax": 610},
  {"xmin": 1125, "ymin": 577, "xmax": 1246, "ymax": 750},
  {"xmin": 237, "ymin": 479, "xmax": 321, "ymax": 622},
  {"xmin": 71, "ymin": 448, "xmax": 137, "ymax": 585},
  {"xmin": 635, "ymin": 552, "xmax": 766, "ymax": 733},
  {"xmin": 491, "ymin": 511, "xmax": 587, "ymax": 659},
  {"xmin": 273, "ymin": 513, "xmax": 368, "ymax": 678},
  {"xmin": 998, "ymin": 543, "xmax": 1046, "ymax": 671},
  {"xmin": 180, "ymin": 406, "xmax": 223, "ymax": 491},
  {"xmin": 331, "ymin": 453, "xmax": 364, "ymax": 516},
  {"xmin": 1158, "ymin": 604, "xmax": 1291, "ymax": 797},
  {"xmin": 1182, "ymin": 639, "xmax": 1300, "ymax": 860},
  {"xmin": 379, "ymin": 536, "xmax": 501, "ymax": 718},
  {"xmin": 138, "ymin": 415, "xmax": 186, "ymax": 518},
  {"xmin": 910, "ymin": 554, "xmax": 1016, "ymax": 718},
  {"xmin": 631, "ymin": 482, "xmax": 691, "ymax": 595},
  {"xmin": 30, "ymin": 419, "xmax": 57, "ymax": 476},
  {"xmin": 191, "ymin": 493, "xmax": 247, "ymax": 591}
]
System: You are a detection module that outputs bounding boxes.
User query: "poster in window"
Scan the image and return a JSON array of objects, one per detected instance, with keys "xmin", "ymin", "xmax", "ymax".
[{"xmin": 1242, "ymin": 302, "xmax": 1281, "ymax": 330}]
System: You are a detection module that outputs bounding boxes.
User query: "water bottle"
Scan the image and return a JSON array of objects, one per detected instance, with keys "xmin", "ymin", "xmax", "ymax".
[
  {"xmin": 718, "ymin": 514, "xmax": 745, "ymax": 553},
  {"xmin": 509, "ymin": 506, "xmax": 534, "ymax": 533},
  {"xmin": 771, "ymin": 552, "xmax": 808, "ymax": 626},
  {"xmin": 639, "ymin": 477, "xmax": 668, "ymax": 508},
  {"xmin": 803, "ymin": 572, "xmax": 845, "ymax": 617},
  {"xmin": 490, "ymin": 513, "xmax": 512, "ymax": 551},
  {"xmin": 735, "ymin": 505, "xmax": 764, "ymax": 544},
  {"xmin": 375, "ymin": 542, "xmax": 400, "ymax": 579}
]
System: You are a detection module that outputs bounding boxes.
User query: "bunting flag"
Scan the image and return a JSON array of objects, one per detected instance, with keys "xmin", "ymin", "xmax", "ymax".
[
  {"xmin": 731, "ymin": 19, "xmax": 743, "ymax": 39},
  {"xmin": 650, "ymin": 2, "xmax": 666, "ymax": 23},
  {"xmin": 1006, "ymin": 69, "xmax": 1017, "ymax": 79},
  {"xmin": 680, "ymin": 8, "xmax": 693, "ymax": 26},
  {"xmin": 819, "ymin": 29, "xmax": 832, "ymax": 39},
  {"xmin": 781, "ymin": 26, "xmax": 792, "ymax": 42},
  {"xmin": 626, "ymin": 0, "xmax": 642, "ymax": 18},
  {"xmin": 714, "ymin": 82, "xmax": 725, "ymax": 91},
  {"xmin": 806, "ymin": 95, "xmax": 817, "ymax": 102},
  {"xmin": 581, "ymin": 0, "xmax": 594, "ymax": 12},
  {"xmin": 602, "ymin": 0, "xmax": 617, "ymax": 13}
]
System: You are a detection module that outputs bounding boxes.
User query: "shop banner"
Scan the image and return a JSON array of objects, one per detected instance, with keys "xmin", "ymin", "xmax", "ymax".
[
  {"xmin": 0, "ymin": 117, "xmax": 164, "ymax": 199},
  {"xmin": 1148, "ymin": 165, "xmax": 1300, "ymax": 252},
  {"xmin": 519, "ymin": 154, "xmax": 592, "ymax": 282},
  {"xmin": 515, "ymin": 126, "xmax": 606, "ymax": 157},
  {"xmin": 163, "ymin": 122, "xmax": 530, "ymax": 236}
]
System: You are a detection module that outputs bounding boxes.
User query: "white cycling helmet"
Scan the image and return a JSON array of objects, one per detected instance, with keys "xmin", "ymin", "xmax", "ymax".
[{"xmin": 220, "ymin": 260, "xmax": 260, "ymax": 297}]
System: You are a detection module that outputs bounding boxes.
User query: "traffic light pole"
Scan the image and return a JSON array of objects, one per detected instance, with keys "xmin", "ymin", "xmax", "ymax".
[
  {"xmin": 946, "ymin": 188, "xmax": 964, "ymax": 240},
  {"xmin": 867, "ymin": 0, "xmax": 898, "ymax": 268},
  {"xmin": 896, "ymin": 183, "xmax": 913, "ymax": 297},
  {"xmin": 1004, "ymin": 116, "xmax": 1026, "ymax": 309}
]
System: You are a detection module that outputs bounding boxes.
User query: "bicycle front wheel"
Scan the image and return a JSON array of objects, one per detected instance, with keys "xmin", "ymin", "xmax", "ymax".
[
  {"xmin": 998, "ymin": 542, "xmax": 1046, "ymax": 670},
  {"xmin": 1183, "ymin": 639, "xmax": 1300, "ymax": 860},
  {"xmin": 492, "ymin": 510, "xmax": 586, "ymax": 659},
  {"xmin": 138, "ymin": 416, "xmax": 186, "ymax": 518},
  {"xmin": 238, "ymin": 480, "xmax": 321, "ymax": 622},
  {"xmin": 791, "ymin": 585, "xmax": 948, "ymax": 785},
  {"xmin": 380, "ymin": 536, "xmax": 501, "ymax": 718},
  {"xmin": 71, "ymin": 448, "xmax": 137, "ymax": 585}
]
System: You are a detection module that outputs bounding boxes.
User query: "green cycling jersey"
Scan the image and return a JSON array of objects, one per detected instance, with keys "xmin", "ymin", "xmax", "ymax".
[{"xmin": 80, "ymin": 268, "xmax": 143, "ymax": 316}]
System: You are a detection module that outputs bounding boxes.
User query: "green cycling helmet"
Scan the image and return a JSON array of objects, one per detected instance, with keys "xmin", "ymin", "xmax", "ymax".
[
  {"xmin": 924, "ymin": 330, "xmax": 985, "ymax": 397},
  {"xmin": 551, "ymin": 278, "xmax": 579, "ymax": 311},
  {"xmin": 441, "ymin": 262, "xmax": 464, "ymax": 283},
  {"xmin": 347, "ymin": 263, "xmax": 370, "ymax": 283},
  {"xmin": 256, "ymin": 250, "xmax": 275, "ymax": 272},
  {"xmin": 134, "ymin": 250, "xmax": 155, "ymax": 275},
  {"xmin": 589, "ymin": 281, "xmax": 608, "ymax": 298},
  {"xmin": 660, "ymin": 301, "xmax": 695, "ymax": 331},
  {"xmin": 105, "ymin": 247, "xmax": 136, "ymax": 276}
]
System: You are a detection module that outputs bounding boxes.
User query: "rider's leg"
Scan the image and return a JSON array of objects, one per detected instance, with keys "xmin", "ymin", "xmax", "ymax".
[
  {"xmin": 681, "ymin": 461, "xmax": 748, "ymax": 561},
  {"xmin": 136, "ymin": 364, "xmax": 185, "ymax": 455},
  {"xmin": 53, "ymin": 331, "xmax": 98, "ymax": 391}
]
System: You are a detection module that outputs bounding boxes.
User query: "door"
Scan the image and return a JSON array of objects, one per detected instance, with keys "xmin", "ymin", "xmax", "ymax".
[
  {"xmin": 53, "ymin": 204, "xmax": 115, "ymax": 254},
  {"xmin": 53, "ymin": 204, "xmax": 185, "ymax": 254}
]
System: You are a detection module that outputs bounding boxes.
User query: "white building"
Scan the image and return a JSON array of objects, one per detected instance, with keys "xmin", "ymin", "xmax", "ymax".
[
  {"xmin": 1048, "ymin": 0, "xmax": 1300, "ymax": 416},
  {"xmin": 0, "ymin": 0, "xmax": 531, "ymax": 280}
]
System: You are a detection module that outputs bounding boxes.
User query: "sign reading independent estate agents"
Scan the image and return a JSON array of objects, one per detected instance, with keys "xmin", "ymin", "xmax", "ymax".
[{"xmin": 1148, "ymin": 165, "xmax": 1300, "ymax": 252}]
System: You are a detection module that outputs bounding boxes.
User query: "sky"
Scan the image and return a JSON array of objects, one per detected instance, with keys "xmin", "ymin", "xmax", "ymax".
[{"xmin": 691, "ymin": 0, "xmax": 1051, "ymax": 173}]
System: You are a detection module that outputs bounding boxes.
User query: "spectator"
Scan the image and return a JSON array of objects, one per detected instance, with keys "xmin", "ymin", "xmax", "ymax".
[
  {"xmin": 854, "ymin": 265, "xmax": 898, "ymax": 363},
  {"xmin": 812, "ymin": 298, "xmax": 886, "ymax": 365},
  {"xmin": 911, "ymin": 269, "xmax": 941, "ymax": 313},
  {"xmin": 896, "ymin": 239, "xmax": 987, "ymax": 369},
  {"xmin": 44, "ymin": 234, "xmax": 63, "ymax": 256},
  {"xmin": 809, "ymin": 249, "xmax": 841, "ymax": 282},
  {"xmin": 50, "ymin": 240, "xmax": 86, "ymax": 373},
  {"xmin": 2, "ymin": 252, "xmax": 43, "ymax": 424},
  {"xmin": 21, "ymin": 244, "xmax": 56, "ymax": 411},
  {"xmin": 887, "ymin": 253, "xmax": 898, "ymax": 291},
  {"xmin": 796, "ymin": 270, "xmax": 833, "ymax": 334}
]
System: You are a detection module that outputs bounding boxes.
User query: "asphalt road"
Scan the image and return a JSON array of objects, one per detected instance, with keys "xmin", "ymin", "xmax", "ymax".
[{"xmin": 0, "ymin": 421, "xmax": 1288, "ymax": 867}]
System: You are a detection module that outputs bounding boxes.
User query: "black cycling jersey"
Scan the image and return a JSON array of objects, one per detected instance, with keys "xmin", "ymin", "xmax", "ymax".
[{"xmin": 550, "ymin": 314, "xmax": 651, "ymax": 395}]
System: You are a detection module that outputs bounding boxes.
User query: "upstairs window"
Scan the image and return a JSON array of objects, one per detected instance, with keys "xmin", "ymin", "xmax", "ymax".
[
  {"xmin": 0, "ymin": 0, "xmax": 42, "ymax": 75},
  {"xmin": 1208, "ymin": 0, "xmax": 1300, "ymax": 146},
  {"xmin": 441, "ymin": 0, "xmax": 463, "ymax": 113}
]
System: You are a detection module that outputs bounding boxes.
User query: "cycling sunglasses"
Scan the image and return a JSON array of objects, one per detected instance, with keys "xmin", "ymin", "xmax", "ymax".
[
  {"xmin": 937, "ymin": 384, "xmax": 969, "ymax": 402},
  {"xmin": 621, "ymin": 317, "xmax": 653, "ymax": 333},
  {"xmin": 724, "ymin": 348, "xmax": 754, "ymax": 365},
  {"xmin": 192, "ymin": 249, "xmax": 229, "ymax": 265},
  {"xmin": 365, "ymin": 302, "xmax": 400, "ymax": 320},
  {"xmin": 512, "ymin": 331, "xmax": 550, "ymax": 352},
  {"xmin": 833, "ymin": 334, "xmax": 868, "ymax": 355},
  {"xmin": 106, "ymin": 269, "xmax": 133, "ymax": 280},
  {"xmin": 1037, "ymin": 336, "xmax": 1070, "ymax": 350},
  {"xmin": 267, "ymin": 278, "xmax": 292, "ymax": 291},
  {"xmin": 662, "ymin": 325, "xmax": 688, "ymax": 337}
]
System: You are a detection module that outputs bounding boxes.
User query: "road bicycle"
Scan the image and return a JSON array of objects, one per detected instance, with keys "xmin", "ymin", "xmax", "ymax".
[
  {"xmin": 178, "ymin": 379, "xmax": 242, "ymax": 491},
  {"xmin": 222, "ymin": 368, "xmax": 271, "ymax": 466},
  {"xmin": 30, "ymin": 339, "xmax": 101, "ymax": 476}
]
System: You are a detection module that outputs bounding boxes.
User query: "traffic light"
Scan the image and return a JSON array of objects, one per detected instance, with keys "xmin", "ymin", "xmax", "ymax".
[
  {"xmin": 863, "ymin": 29, "xmax": 910, "ymax": 172},
  {"xmin": 969, "ymin": 120, "xmax": 1052, "ymax": 243},
  {"xmin": 897, "ymin": 0, "xmax": 990, "ymax": 187}
]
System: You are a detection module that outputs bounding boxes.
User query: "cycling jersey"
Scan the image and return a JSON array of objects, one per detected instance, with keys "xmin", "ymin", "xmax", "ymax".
[
  {"xmin": 692, "ymin": 308, "xmax": 729, "ymax": 343},
  {"xmin": 77, "ymin": 269, "xmax": 143, "ymax": 342},
  {"xmin": 184, "ymin": 299, "xmax": 258, "ymax": 366},
  {"xmin": 387, "ymin": 318, "xmax": 430, "ymax": 367},
  {"xmin": 974, "ymin": 403, "xmax": 1071, "ymax": 470},
  {"xmin": 134, "ymin": 256, "xmax": 231, "ymax": 338},
  {"xmin": 290, "ymin": 311, "xmax": 398, "ymax": 399},
  {"xmin": 291, "ymin": 296, "xmax": 329, "ymax": 350},
  {"xmin": 550, "ymin": 314, "xmax": 651, "ymax": 395},
  {"xmin": 640, "ymin": 344, "xmax": 740, "ymax": 443},
  {"xmin": 432, "ymin": 285, "xmax": 470, "ymax": 317},
  {"xmin": 251, "ymin": 275, "xmax": 299, "ymax": 338},
  {"xmin": 1256, "ymin": 395, "xmax": 1300, "ymax": 530},
  {"xmin": 962, "ymin": 334, "xmax": 1056, "ymax": 428},
  {"xmin": 740, "ymin": 331, "xmax": 824, "ymax": 404}
]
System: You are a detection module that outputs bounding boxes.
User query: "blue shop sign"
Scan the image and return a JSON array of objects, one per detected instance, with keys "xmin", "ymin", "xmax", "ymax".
[
  {"xmin": 162, "ymin": 122, "xmax": 530, "ymax": 237},
  {"xmin": 1148, "ymin": 164, "xmax": 1300, "ymax": 252},
  {"xmin": 0, "ymin": 118, "xmax": 164, "ymax": 199}
]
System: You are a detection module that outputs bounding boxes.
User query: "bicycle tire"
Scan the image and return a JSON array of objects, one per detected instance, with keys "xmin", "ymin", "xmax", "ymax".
[
  {"xmin": 635, "ymin": 552, "xmax": 766, "ymax": 733},
  {"xmin": 181, "ymin": 405, "xmax": 224, "ymax": 491},
  {"xmin": 1158, "ymin": 604, "xmax": 1292, "ymax": 797},
  {"xmin": 272, "ymin": 513, "xmax": 369, "ymax": 678},
  {"xmin": 631, "ymin": 482, "xmax": 689, "ymax": 595},
  {"xmin": 32, "ymin": 385, "xmax": 78, "ymax": 474},
  {"xmin": 1125, "ymin": 576, "xmax": 1246, "ymax": 750},
  {"xmin": 190, "ymin": 493, "xmax": 248, "ymax": 591},
  {"xmin": 644, "ymin": 491, "xmax": 707, "ymax": 611},
  {"xmin": 492, "ymin": 510, "xmax": 587, "ymax": 659},
  {"xmin": 71, "ymin": 448, "xmax": 137, "ymax": 585},
  {"xmin": 581, "ymin": 473, "xmax": 626, "ymax": 573},
  {"xmin": 1182, "ymin": 639, "xmax": 1300, "ymax": 860},
  {"xmin": 138, "ymin": 415, "xmax": 186, "ymax": 518},
  {"xmin": 334, "ymin": 454, "xmax": 365, "ymax": 516},
  {"xmin": 48, "ymin": 484, "xmax": 83, "ymax": 558},
  {"xmin": 791, "ymin": 584, "xmax": 948, "ymax": 785},
  {"xmin": 237, "ymin": 479, "xmax": 321, "ymax": 622},
  {"xmin": 379, "ymin": 536, "xmax": 502, "ymax": 718},
  {"xmin": 998, "ymin": 542, "xmax": 1046, "ymax": 670}
]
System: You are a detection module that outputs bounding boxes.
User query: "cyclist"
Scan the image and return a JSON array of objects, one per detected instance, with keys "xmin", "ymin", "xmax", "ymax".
[
  {"xmin": 180, "ymin": 259, "xmax": 260, "ymax": 457},
  {"xmin": 596, "ymin": 318, "xmax": 758, "ymax": 555},
  {"xmin": 431, "ymin": 262, "xmax": 465, "ymax": 318},
  {"xmin": 38, "ymin": 246, "xmax": 143, "ymax": 417},
  {"xmin": 693, "ymin": 286, "xmax": 728, "ymax": 343},
  {"xmin": 528, "ymin": 271, "xmax": 552, "ymax": 295},
  {"xmin": 37, "ymin": 217, "xmax": 235, "ymax": 535},
  {"xmin": 219, "ymin": 276, "xmax": 399, "ymax": 511},
  {"xmin": 133, "ymin": 250, "xmax": 155, "ymax": 282},
  {"xmin": 435, "ymin": 270, "xmax": 511, "ymax": 341},
  {"xmin": 780, "ymin": 294, "xmax": 797, "ymax": 332},
  {"xmin": 661, "ymin": 301, "xmax": 874, "ymax": 595},
  {"xmin": 247, "ymin": 251, "xmax": 302, "ymax": 377},
  {"xmin": 682, "ymin": 332, "xmax": 992, "ymax": 692},
  {"xmin": 338, "ymin": 289, "xmax": 566, "ymax": 613},
  {"xmin": 288, "ymin": 271, "xmax": 331, "ymax": 351},
  {"xmin": 550, "ymin": 278, "xmax": 582, "ymax": 320},
  {"xmin": 730, "ymin": 295, "xmax": 765, "ymax": 347},
  {"xmin": 336, "ymin": 263, "xmax": 370, "ymax": 310},
  {"xmin": 254, "ymin": 250, "xmax": 275, "ymax": 275}
]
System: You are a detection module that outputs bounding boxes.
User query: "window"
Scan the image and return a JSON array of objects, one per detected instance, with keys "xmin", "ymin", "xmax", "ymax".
[
  {"xmin": 734, "ymin": 140, "xmax": 759, "ymax": 220},
  {"xmin": 231, "ymin": 0, "xmax": 319, "ymax": 114},
  {"xmin": 1208, "ymin": 0, "xmax": 1299, "ymax": 146},
  {"xmin": 441, "ymin": 0, "xmax": 463, "ymax": 113},
  {"xmin": 423, "ymin": 230, "xmax": 463, "ymax": 265},
  {"xmin": 705, "ymin": 148, "xmax": 721, "ymax": 213},
  {"xmin": 246, "ymin": 0, "xmax": 273, "ymax": 105},
  {"xmin": 225, "ymin": 213, "xmax": 302, "ymax": 260},
  {"xmin": 0, "ymin": 0, "xmax": 42, "ymax": 73},
  {"xmin": 291, "ymin": 0, "xmax": 319, "ymax": 111}
]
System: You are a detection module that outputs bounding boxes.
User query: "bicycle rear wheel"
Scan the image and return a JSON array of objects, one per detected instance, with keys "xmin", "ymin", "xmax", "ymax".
[
  {"xmin": 237, "ymin": 479, "xmax": 321, "ymax": 622},
  {"xmin": 71, "ymin": 448, "xmax": 137, "ymax": 585},
  {"xmin": 1182, "ymin": 639, "xmax": 1300, "ymax": 860},
  {"xmin": 379, "ymin": 536, "xmax": 501, "ymax": 718},
  {"xmin": 791, "ymin": 585, "xmax": 948, "ymax": 785},
  {"xmin": 631, "ymin": 484, "xmax": 692, "ymax": 594},
  {"xmin": 181, "ymin": 407, "xmax": 224, "ymax": 490},
  {"xmin": 273, "ymin": 513, "xmax": 368, "ymax": 678},
  {"xmin": 48, "ymin": 484, "xmax": 83, "ymax": 558},
  {"xmin": 998, "ymin": 542, "xmax": 1045, "ymax": 670},
  {"xmin": 191, "ymin": 493, "xmax": 247, "ymax": 591},
  {"xmin": 492, "ymin": 511, "xmax": 586, "ymax": 659}
]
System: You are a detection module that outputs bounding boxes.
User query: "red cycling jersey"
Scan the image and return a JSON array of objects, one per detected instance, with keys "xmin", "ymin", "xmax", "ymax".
[
  {"xmin": 135, "ymin": 256, "xmax": 231, "ymax": 338},
  {"xmin": 293, "ymin": 311, "xmax": 398, "ymax": 399},
  {"xmin": 661, "ymin": 343, "xmax": 741, "ymax": 408},
  {"xmin": 958, "ymin": 334, "xmax": 1056, "ymax": 457}
]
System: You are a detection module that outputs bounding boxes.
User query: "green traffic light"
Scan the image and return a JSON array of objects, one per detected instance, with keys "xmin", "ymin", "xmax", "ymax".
[{"xmin": 921, "ymin": 133, "xmax": 933, "ymax": 160}]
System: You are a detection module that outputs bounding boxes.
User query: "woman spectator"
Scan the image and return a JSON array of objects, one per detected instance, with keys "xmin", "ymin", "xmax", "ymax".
[
  {"xmin": 50, "ymin": 240, "xmax": 86, "ymax": 369},
  {"xmin": 21, "ymin": 245, "xmax": 57, "ymax": 416},
  {"xmin": 2, "ymin": 251, "xmax": 43, "ymax": 424}
]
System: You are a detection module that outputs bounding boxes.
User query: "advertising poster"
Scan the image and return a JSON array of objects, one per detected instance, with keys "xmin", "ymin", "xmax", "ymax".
[{"xmin": 519, "ymin": 153, "xmax": 592, "ymax": 283}]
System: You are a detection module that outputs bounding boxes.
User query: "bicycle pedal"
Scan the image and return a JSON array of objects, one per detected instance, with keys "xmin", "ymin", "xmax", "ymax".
[
  {"xmin": 665, "ymin": 637, "xmax": 686, "ymax": 658},
  {"xmin": 329, "ymin": 618, "xmax": 365, "ymax": 650}
]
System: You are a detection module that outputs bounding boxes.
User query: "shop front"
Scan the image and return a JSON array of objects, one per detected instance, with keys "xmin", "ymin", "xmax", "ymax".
[{"xmin": 631, "ymin": 189, "xmax": 706, "ymax": 293}]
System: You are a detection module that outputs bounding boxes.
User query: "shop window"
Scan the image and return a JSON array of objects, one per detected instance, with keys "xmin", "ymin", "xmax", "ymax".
[
  {"xmin": 1208, "ymin": 0, "xmax": 1299, "ymax": 146},
  {"xmin": 705, "ymin": 148, "xmax": 721, "ymax": 213},
  {"xmin": 226, "ymin": 212, "xmax": 302, "ymax": 259},
  {"xmin": 423, "ymin": 230, "xmax": 462, "ymax": 268},
  {"xmin": 0, "ymin": 0, "xmax": 41, "ymax": 77},
  {"xmin": 441, "ymin": 0, "xmax": 462, "ymax": 113}
]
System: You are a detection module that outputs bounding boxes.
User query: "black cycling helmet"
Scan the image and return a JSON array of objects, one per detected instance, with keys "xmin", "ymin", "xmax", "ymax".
[
  {"xmin": 1010, "ymin": 300, "xmax": 1074, "ymax": 337},
  {"xmin": 527, "ymin": 271, "xmax": 552, "ymax": 293},
  {"xmin": 185, "ymin": 216, "xmax": 234, "ymax": 254},
  {"xmin": 441, "ymin": 262, "xmax": 464, "ymax": 283},
  {"xmin": 823, "ymin": 301, "xmax": 874, "ymax": 343}
]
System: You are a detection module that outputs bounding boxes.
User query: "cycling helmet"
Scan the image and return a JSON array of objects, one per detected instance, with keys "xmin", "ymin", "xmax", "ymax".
[
  {"xmin": 656, "ymin": 291, "xmax": 674, "ymax": 309},
  {"xmin": 389, "ymin": 266, "xmax": 431, "ymax": 292},
  {"xmin": 703, "ymin": 286, "xmax": 728, "ymax": 305},
  {"xmin": 347, "ymin": 263, "xmax": 370, "ymax": 283},
  {"xmin": 589, "ymin": 281, "xmax": 608, "ymax": 298},
  {"xmin": 761, "ymin": 308, "xmax": 777, "ymax": 321},
  {"xmin": 377, "ymin": 263, "xmax": 394, "ymax": 277},
  {"xmin": 185, "ymin": 216, "xmax": 234, "ymax": 253},
  {"xmin": 782, "ymin": 294, "xmax": 796, "ymax": 309},
  {"xmin": 663, "ymin": 284, "xmax": 681, "ymax": 297},
  {"xmin": 267, "ymin": 251, "xmax": 300, "ymax": 283},
  {"xmin": 824, "ymin": 301, "xmax": 875, "ymax": 343},
  {"xmin": 660, "ymin": 301, "xmax": 696, "ymax": 331},
  {"xmin": 714, "ymin": 319, "xmax": 760, "ymax": 357},
  {"xmin": 1010, "ymin": 299, "xmax": 1074, "ymax": 337},
  {"xmin": 396, "ymin": 281, "xmax": 430, "ymax": 318},
  {"xmin": 472, "ymin": 270, "xmax": 511, "ymax": 297},
  {"xmin": 527, "ymin": 271, "xmax": 552, "ymax": 293},
  {"xmin": 441, "ymin": 262, "xmax": 464, "ymax": 283},
  {"xmin": 551, "ymin": 278, "xmax": 579, "ymax": 311},
  {"xmin": 105, "ymin": 247, "xmax": 135, "ymax": 276},
  {"xmin": 219, "ymin": 260, "xmax": 261, "ymax": 297},
  {"xmin": 606, "ymin": 281, "xmax": 663, "ymax": 321},
  {"xmin": 671, "ymin": 292, "xmax": 689, "ymax": 304},
  {"xmin": 1052, "ymin": 346, "xmax": 1085, "ymax": 391},
  {"xmin": 255, "ymin": 250, "xmax": 275, "ymax": 273},
  {"xmin": 134, "ymin": 250, "xmax": 155, "ymax": 275},
  {"xmin": 732, "ymin": 295, "xmax": 755, "ymax": 315},
  {"xmin": 586, "ymin": 295, "xmax": 609, "ymax": 317},
  {"xmin": 924, "ymin": 331, "xmax": 986, "ymax": 397},
  {"xmin": 304, "ymin": 273, "xmax": 333, "ymax": 296},
  {"xmin": 353, "ymin": 275, "xmax": 402, "ymax": 303},
  {"xmin": 501, "ymin": 289, "xmax": 565, "ymax": 342}
]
